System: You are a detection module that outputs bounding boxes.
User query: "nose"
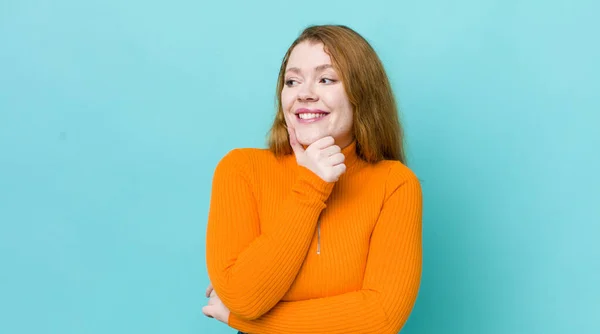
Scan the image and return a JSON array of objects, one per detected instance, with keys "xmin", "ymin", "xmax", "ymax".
[{"xmin": 297, "ymin": 82, "xmax": 318, "ymax": 102}]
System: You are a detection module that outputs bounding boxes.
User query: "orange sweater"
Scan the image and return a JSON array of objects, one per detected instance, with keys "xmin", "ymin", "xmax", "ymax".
[{"xmin": 205, "ymin": 141, "xmax": 422, "ymax": 334}]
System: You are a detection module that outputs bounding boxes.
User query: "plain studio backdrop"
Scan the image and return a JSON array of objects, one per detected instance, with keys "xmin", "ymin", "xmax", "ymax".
[{"xmin": 1, "ymin": 0, "xmax": 598, "ymax": 333}]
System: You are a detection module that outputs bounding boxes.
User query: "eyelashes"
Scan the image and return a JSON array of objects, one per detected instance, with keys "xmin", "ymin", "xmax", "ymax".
[
  {"xmin": 285, "ymin": 79, "xmax": 298, "ymax": 87},
  {"xmin": 284, "ymin": 78, "xmax": 337, "ymax": 87}
]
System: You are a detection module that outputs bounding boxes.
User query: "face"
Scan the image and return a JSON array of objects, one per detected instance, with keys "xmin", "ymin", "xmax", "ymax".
[{"xmin": 281, "ymin": 41, "xmax": 354, "ymax": 148}]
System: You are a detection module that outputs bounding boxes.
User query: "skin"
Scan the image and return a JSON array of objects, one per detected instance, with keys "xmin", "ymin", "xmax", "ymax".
[
  {"xmin": 203, "ymin": 41, "xmax": 355, "ymax": 324},
  {"xmin": 281, "ymin": 41, "xmax": 354, "ymax": 150},
  {"xmin": 202, "ymin": 283, "xmax": 228, "ymax": 323}
]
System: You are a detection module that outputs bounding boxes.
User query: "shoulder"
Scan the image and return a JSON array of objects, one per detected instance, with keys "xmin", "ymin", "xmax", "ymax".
[
  {"xmin": 215, "ymin": 147, "xmax": 282, "ymax": 178},
  {"xmin": 376, "ymin": 160, "xmax": 422, "ymax": 197},
  {"xmin": 218, "ymin": 147, "xmax": 279, "ymax": 166}
]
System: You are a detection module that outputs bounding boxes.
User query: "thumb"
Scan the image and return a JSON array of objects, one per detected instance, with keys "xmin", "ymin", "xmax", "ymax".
[
  {"xmin": 288, "ymin": 124, "xmax": 305, "ymax": 155},
  {"xmin": 284, "ymin": 114, "xmax": 304, "ymax": 155},
  {"xmin": 205, "ymin": 283, "xmax": 213, "ymax": 298}
]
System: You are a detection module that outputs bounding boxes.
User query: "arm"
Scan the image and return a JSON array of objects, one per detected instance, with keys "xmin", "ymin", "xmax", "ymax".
[
  {"xmin": 205, "ymin": 149, "xmax": 334, "ymax": 320},
  {"xmin": 228, "ymin": 165, "xmax": 423, "ymax": 334}
]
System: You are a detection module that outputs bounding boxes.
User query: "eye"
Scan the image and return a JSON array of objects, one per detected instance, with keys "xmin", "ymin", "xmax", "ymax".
[
  {"xmin": 285, "ymin": 79, "xmax": 299, "ymax": 87},
  {"xmin": 320, "ymin": 78, "xmax": 336, "ymax": 84}
]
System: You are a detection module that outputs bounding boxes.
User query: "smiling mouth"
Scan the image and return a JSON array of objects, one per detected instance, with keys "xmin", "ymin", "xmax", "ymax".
[{"xmin": 297, "ymin": 112, "xmax": 329, "ymax": 120}]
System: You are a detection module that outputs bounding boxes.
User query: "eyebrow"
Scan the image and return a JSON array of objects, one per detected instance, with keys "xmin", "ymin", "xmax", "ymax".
[{"xmin": 285, "ymin": 64, "xmax": 333, "ymax": 74}]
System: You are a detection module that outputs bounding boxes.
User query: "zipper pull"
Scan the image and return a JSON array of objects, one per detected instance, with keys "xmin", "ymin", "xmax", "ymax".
[{"xmin": 317, "ymin": 220, "xmax": 321, "ymax": 255}]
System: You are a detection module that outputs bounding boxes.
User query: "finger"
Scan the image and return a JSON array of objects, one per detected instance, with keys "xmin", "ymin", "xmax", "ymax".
[
  {"xmin": 327, "ymin": 152, "xmax": 345, "ymax": 165},
  {"xmin": 333, "ymin": 163, "xmax": 346, "ymax": 175},
  {"xmin": 202, "ymin": 305, "xmax": 214, "ymax": 318},
  {"xmin": 205, "ymin": 284, "xmax": 213, "ymax": 298},
  {"xmin": 284, "ymin": 113, "xmax": 304, "ymax": 155},
  {"xmin": 288, "ymin": 125, "xmax": 305, "ymax": 155},
  {"xmin": 321, "ymin": 145, "xmax": 341, "ymax": 157},
  {"xmin": 209, "ymin": 289, "xmax": 216, "ymax": 298},
  {"xmin": 310, "ymin": 136, "xmax": 335, "ymax": 150},
  {"xmin": 207, "ymin": 296, "xmax": 218, "ymax": 306}
]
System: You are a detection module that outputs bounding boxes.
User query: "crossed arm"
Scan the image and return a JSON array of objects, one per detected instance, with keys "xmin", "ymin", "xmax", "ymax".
[{"xmin": 206, "ymin": 151, "xmax": 422, "ymax": 333}]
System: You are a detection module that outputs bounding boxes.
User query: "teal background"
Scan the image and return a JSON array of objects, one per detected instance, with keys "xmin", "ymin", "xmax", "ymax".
[{"xmin": 1, "ymin": 0, "xmax": 598, "ymax": 333}]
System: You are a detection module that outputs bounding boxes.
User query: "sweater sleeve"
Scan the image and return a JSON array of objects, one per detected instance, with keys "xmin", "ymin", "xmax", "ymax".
[
  {"xmin": 205, "ymin": 149, "xmax": 335, "ymax": 320},
  {"xmin": 228, "ymin": 164, "xmax": 423, "ymax": 334}
]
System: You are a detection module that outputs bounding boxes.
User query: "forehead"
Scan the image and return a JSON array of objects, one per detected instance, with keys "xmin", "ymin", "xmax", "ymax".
[{"xmin": 286, "ymin": 41, "xmax": 332, "ymax": 69}]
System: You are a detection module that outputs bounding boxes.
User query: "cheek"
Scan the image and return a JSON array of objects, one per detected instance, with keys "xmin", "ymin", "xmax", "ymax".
[
  {"xmin": 335, "ymin": 100, "xmax": 354, "ymax": 132},
  {"xmin": 324, "ymin": 87, "xmax": 350, "ymax": 109},
  {"xmin": 339, "ymin": 112, "xmax": 353, "ymax": 131},
  {"xmin": 343, "ymin": 104, "xmax": 354, "ymax": 125},
  {"xmin": 325, "ymin": 91, "xmax": 353, "ymax": 123},
  {"xmin": 281, "ymin": 89, "xmax": 294, "ymax": 110}
]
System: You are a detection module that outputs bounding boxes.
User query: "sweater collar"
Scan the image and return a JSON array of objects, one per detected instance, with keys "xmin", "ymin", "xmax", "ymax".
[{"xmin": 340, "ymin": 140, "xmax": 360, "ymax": 172}]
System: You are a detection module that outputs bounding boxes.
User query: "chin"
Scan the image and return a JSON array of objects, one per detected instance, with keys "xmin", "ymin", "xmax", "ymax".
[{"xmin": 297, "ymin": 133, "xmax": 323, "ymax": 146}]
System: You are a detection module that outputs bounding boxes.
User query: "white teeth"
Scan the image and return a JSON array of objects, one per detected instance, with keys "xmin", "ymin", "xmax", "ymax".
[{"xmin": 298, "ymin": 113, "xmax": 327, "ymax": 120}]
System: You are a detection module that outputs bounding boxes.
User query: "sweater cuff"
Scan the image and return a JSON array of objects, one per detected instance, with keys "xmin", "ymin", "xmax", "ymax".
[
  {"xmin": 228, "ymin": 313, "xmax": 245, "ymax": 332},
  {"xmin": 293, "ymin": 165, "xmax": 336, "ymax": 204}
]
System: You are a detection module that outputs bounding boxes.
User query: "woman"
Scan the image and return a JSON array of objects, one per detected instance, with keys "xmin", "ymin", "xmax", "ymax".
[{"xmin": 203, "ymin": 25, "xmax": 422, "ymax": 334}]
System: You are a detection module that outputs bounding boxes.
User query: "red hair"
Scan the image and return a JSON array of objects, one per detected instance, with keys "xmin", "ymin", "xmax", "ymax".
[{"xmin": 267, "ymin": 25, "xmax": 406, "ymax": 164}]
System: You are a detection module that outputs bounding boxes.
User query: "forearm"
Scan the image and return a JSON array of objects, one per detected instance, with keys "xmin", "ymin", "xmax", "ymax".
[
  {"xmin": 228, "ymin": 289, "xmax": 417, "ymax": 334},
  {"xmin": 208, "ymin": 194, "xmax": 324, "ymax": 319},
  {"xmin": 206, "ymin": 153, "xmax": 334, "ymax": 319},
  {"xmin": 227, "ymin": 164, "xmax": 423, "ymax": 332}
]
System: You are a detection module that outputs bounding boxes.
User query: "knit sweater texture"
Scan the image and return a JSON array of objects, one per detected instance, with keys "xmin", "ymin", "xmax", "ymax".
[{"xmin": 206, "ymin": 141, "xmax": 423, "ymax": 334}]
